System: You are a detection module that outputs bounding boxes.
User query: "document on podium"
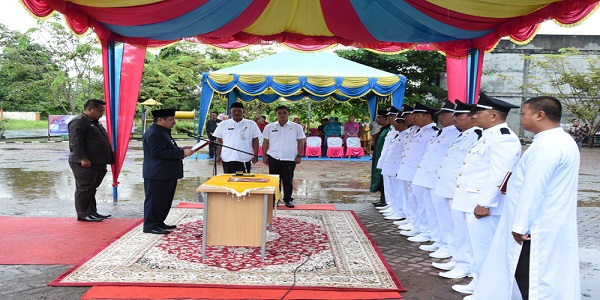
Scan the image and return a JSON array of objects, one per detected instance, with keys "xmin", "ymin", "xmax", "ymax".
[{"xmin": 191, "ymin": 141, "xmax": 210, "ymax": 151}]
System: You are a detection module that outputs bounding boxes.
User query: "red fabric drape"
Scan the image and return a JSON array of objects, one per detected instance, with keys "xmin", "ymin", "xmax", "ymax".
[
  {"xmin": 112, "ymin": 44, "xmax": 147, "ymax": 189},
  {"xmin": 446, "ymin": 56, "xmax": 468, "ymax": 103}
]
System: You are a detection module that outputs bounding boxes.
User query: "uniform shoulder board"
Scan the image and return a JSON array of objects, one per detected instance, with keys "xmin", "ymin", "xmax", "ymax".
[
  {"xmin": 474, "ymin": 129, "xmax": 483, "ymax": 140},
  {"xmin": 432, "ymin": 126, "xmax": 440, "ymax": 131},
  {"xmin": 500, "ymin": 128, "xmax": 510, "ymax": 135}
]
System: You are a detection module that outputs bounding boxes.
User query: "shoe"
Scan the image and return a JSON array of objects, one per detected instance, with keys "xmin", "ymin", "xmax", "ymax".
[
  {"xmin": 432, "ymin": 260, "xmax": 457, "ymax": 271},
  {"xmin": 440, "ymin": 267, "xmax": 470, "ymax": 279},
  {"xmin": 285, "ymin": 201, "xmax": 295, "ymax": 208},
  {"xmin": 398, "ymin": 223, "xmax": 414, "ymax": 231},
  {"xmin": 394, "ymin": 219, "xmax": 411, "ymax": 226},
  {"xmin": 419, "ymin": 243, "xmax": 439, "ymax": 252},
  {"xmin": 143, "ymin": 228, "xmax": 170, "ymax": 234},
  {"xmin": 373, "ymin": 202, "xmax": 388, "ymax": 208},
  {"xmin": 430, "ymin": 248, "xmax": 452, "ymax": 259},
  {"xmin": 372, "ymin": 201, "xmax": 384, "ymax": 206},
  {"xmin": 452, "ymin": 279, "xmax": 476, "ymax": 294},
  {"xmin": 77, "ymin": 215, "xmax": 103, "ymax": 222},
  {"xmin": 380, "ymin": 208, "xmax": 393, "ymax": 214},
  {"xmin": 159, "ymin": 224, "xmax": 177, "ymax": 230},
  {"xmin": 384, "ymin": 214, "xmax": 404, "ymax": 220},
  {"xmin": 407, "ymin": 234, "xmax": 430, "ymax": 243},
  {"xmin": 463, "ymin": 296, "xmax": 473, "ymax": 300},
  {"xmin": 399, "ymin": 229, "xmax": 419, "ymax": 237},
  {"xmin": 207, "ymin": 156, "xmax": 214, "ymax": 159},
  {"xmin": 92, "ymin": 212, "xmax": 111, "ymax": 219}
]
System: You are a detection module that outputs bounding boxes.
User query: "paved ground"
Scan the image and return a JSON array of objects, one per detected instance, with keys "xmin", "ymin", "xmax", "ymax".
[{"xmin": 1, "ymin": 137, "xmax": 599, "ymax": 299}]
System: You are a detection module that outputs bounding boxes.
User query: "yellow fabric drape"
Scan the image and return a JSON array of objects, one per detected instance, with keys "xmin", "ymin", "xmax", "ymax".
[
  {"xmin": 427, "ymin": 0, "xmax": 555, "ymax": 18},
  {"xmin": 200, "ymin": 174, "xmax": 280, "ymax": 200},
  {"xmin": 245, "ymin": 0, "xmax": 333, "ymax": 36}
]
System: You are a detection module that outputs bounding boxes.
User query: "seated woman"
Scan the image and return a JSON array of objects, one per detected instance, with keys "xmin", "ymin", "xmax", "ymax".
[
  {"xmin": 343, "ymin": 115, "xmax": 359, "ymax": 145},
  {"xmin": 293, "ymin": 117, "xmax": 306, "ymax": 133},
  {"xmin": 323, "ymin": 117, "xmax": 341, "ymax": 138}
]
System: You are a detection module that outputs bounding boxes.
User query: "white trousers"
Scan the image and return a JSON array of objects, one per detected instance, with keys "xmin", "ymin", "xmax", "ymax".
[
  {"xmin": 383, "ymin": 175, "xmax": 406, "ymax": 217},
  {"xmin": 401, "ymin": 180, "xmax": 417, "ymax": 225},
  {"xmin": 448, "ymin": 203, "xmax": 472, "ymax": 273},
  {"xmin": 410, "ymin": 184, "xmax": 430, "ymax": 237},
  {"xmin": 465, "ymin": 213, "xmax": 500, "ymax": 281},
  {"xmin": 430, "ymin": 192, "xmax": 447, "ymax": 246}
]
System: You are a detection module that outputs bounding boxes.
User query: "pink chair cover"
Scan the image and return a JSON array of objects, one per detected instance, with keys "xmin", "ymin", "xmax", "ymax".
[
  {"xmin": 345, "ymin": 137, "xmax": 364, "ymax": 157},
  {"xmin": 326, "ymin": 137, "xmax": 344, "ymax": 158},
  {"xmin": 305, "ymin": 136, "xmax": 322, "ymax": 157}
]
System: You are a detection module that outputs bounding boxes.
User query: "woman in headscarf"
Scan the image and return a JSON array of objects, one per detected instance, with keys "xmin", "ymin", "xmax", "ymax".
[{"xmin": 343, "ymin": 115, "xmax": 359, "ymax": 144}]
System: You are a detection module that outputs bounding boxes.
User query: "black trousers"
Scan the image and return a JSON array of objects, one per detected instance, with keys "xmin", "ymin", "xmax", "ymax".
[
  {"xmin": 208, "ymin": 135, "xmax": 217, "ymax": 157},
  {"xmin": 143, "ymin": 179, "xmax": 177, "ymax": 230},
  {"xmin": 222, "ymin": 161, "xmax": 252, "ymax": 173},
  {"xmin": 515, "ymin": 240, "xmax": 531, "ymax": 300},
  {"xmin": 267, "ymin": 155, "xmax": 296, "ymax": 202},
  {"xmin": 378, "ymin": 176, "xmax": 386, "ymax": 203},
  {"xmin": 69, "ymin": 163, "xmax": 107, "ymax": 218}
]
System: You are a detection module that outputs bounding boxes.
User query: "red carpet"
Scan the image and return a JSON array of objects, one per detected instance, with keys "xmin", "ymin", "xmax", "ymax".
[
  {"xmin": 177, "ymin": 201, "xmax": 336, "ymax": 210},
  {"xmin": 82, "ymin": 286, "xmax": 402, "ymax": 299},
  {"xmin": 0, "ymin": 216, "xmax": 141, "ymax": 265}
]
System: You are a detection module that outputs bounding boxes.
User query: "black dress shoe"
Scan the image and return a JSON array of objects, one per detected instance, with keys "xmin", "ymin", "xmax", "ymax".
[
  {"xmin": 159, "ymin": 224, "xmax": 177, "ymax": 230},
  {"xmin": 372, "ymin": 201, "xmax": 384, "ymax": 206},
  {"xmin": 77, "ymin": 216, "xmax": 103, "ymax": 222},
  {"xmin": 143, "ymin": 228, "xmax": 170, "ymax": 234},
  {"xmin": 373, "ymin": 202, "xmax": 388, "ymax": 207},
  {"xmin": 92, "ymin": 212, "xmax": 111, "ymax": 219},
  {"xmin": 284, "ymin": 201, "xmax": 295, "ymax": 208}
]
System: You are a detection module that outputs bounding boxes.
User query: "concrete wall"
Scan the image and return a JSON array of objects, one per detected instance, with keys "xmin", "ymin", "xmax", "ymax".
[
  {"xmin": 2, "ymin": 112, "xmax": 41, "ymax": 121},
  {"xmin": 440, "ymin": 34, "xmax": 600, "ymax": 139}
]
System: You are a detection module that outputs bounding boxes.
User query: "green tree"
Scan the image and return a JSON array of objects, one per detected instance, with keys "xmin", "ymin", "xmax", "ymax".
[
  {"xmin": 523, "ymin": 48, "xmax": 600, "ymax": 147},
  {"xmin": 335, "ymin": 49, "xmax": 447, "ymax": 104}
]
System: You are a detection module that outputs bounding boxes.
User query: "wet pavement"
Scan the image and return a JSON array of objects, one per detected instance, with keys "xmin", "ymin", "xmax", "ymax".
[{"xmin": 0, "ymin": 138, "xmax": 599, "ymax": 299}]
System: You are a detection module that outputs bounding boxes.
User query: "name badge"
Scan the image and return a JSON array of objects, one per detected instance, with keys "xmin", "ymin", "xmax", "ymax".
[
  {"xmin": 272, "ymin": 129, "xmax": 279, "ymax": 132},
  {"xmin": 227, "ymin": 128, "xmax": 234, "ymax": 130}
]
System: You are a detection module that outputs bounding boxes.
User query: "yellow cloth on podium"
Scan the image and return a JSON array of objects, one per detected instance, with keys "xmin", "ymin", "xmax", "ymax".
[{"xmin": 200, "ymin": 174, "xmax": 280, "ymax": 200}]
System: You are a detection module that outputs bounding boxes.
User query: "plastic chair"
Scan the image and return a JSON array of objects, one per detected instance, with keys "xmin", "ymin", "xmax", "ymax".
[
  {"xmin": 258, "ymin": 135, "xmax": 264, "ymax": 157},
  {"xmin": 326, "ymin": 137, "xmax": 344, "ymax": 158},
  {"xmin": 305, "ymin": 136, "xmax": 322, "ymax": 157},
  {"xmin": 345, "ymin": 137, "xmax": 364, "ymax": 158}
]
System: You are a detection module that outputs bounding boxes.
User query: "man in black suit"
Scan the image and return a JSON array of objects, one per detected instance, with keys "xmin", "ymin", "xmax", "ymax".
[
  {"xmin": 143, "ymin": 109, "xmax": 196, "ymax": 234},
  {"xmin": 68, "ymin": 99, "xmax": 114, "ymax": 222},
  {"xmin": 205, "ymin": 111, "xmax": 221, "ymax": 158}
]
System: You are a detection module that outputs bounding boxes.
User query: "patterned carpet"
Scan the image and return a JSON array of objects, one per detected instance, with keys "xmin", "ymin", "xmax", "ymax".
[{"xmin": 52, "ymin": 208, "xmax": 402, "ymax": 291}]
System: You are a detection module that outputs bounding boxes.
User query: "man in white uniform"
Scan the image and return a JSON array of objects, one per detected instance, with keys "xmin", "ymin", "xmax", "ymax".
[
  {"xmin": 433, "ymin": 100, "xmax": 480, "ymax": 279},
  {"xmin": 262, "ymin": 105, "xmax": 306, "ymax": 208},
  {"xmin": 397, "ymin": 103, "xmax": 440, "ymax": 242},
  {"xmin": 412, "ymin": 99, "xmax": 461, "ymax": 257},
  {"xmin": 451, "ymin": 92, "xmax": 521, "ymax": 295},
  {"xmin": 379, "ymin": 115, "xmax": 410, "ymax": 221},
  {"xmin": 469, "ymin": 96, "xmax": 581, "ymax": 300},
  {"xmin": 214, "ymin": 102, "xmax": 261, "ymax": 173}
]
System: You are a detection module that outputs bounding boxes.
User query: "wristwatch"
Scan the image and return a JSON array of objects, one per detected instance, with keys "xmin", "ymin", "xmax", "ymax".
[{"xmin": 296, "ymin": 154, "xmax": 302, "ymax": 157}]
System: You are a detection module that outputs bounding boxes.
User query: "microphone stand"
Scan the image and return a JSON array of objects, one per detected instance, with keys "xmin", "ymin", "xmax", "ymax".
[{"xmin": 180, "ymin": 129, "xmax": 255, "ymax": 176}]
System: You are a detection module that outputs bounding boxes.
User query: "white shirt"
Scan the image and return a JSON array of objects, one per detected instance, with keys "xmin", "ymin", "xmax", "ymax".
[
  {"xmin": 213, "ymin": 118, "xmax": 261, "ymax": 162},
  {"xmin": 396, "ymin": 122, "xmax": 440, "ymax": 181},
  {"xmin": 263, "ymin": 121, "xmax": 306, "ymax": 161},
  {"xmin": 412, "ymin": 125, "xmax": 461, "ymax": 189}
]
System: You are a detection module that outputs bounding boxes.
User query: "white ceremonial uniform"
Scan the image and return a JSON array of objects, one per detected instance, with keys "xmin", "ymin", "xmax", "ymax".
[
  {"xmin": 381, "ymin": 129, "xmax": 410, "ymax": 217},
  {"xmin": 394, "ymin": 125, "xmax": 420, "ymax": 223},
  {"xmin": 397, "ymin": 123, "xmax": 440, "ymax": 236},
  {"xmin": 452, "ymin": 122, "xmax": 521, "ymax": 283},
  {"xmin": 213, "ymin": 118, "xmax": 262, "ymax": 162},
  {"xmin": 412, "ymin": 125, "xmax": 461, "ymax": 245},
  {"xmin": 472, "ymin": 127, "xmax": 581, "ymax": 300},
  {"xmin": 263, "ymin": 121, "xmax": 306, "ymax": 160},
  {"xmin": 433, "ymin": 126, "xmax": 481, "ymax": 273},
  {"xmin": 376, "ymin": 126, "xmax": 397, "ymax": 170}
]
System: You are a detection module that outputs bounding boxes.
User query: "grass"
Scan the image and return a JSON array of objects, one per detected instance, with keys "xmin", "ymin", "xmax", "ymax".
[{"xmin": 4, "ymin": 119, "xmax": 48, "ymax": 130}]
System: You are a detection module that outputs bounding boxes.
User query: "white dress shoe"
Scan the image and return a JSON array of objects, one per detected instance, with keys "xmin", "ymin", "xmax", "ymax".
[
  {"xmin": 452, "ymin": 279, "xmax": 476, "ymax": 294},
  {"xmin": 384, "ymin": 214, "xmax": 404, "ymax": 220},
  {"xmin": 463, "ymin": 296, "xmax": 473, "ymax": 300},
  {"xmin": 375, "ymin": 205, "xmax": 390, "ymax": 210},
  {"xmin": 419, "ymin": 243, "xmax": 439, "ymax": 252},
  {"xmin": 440, "ymin": 267, "xmax": 470, "ymax": 279},
  {"xmin": 432, "ymin": 260, "xmax": 456, "ymax": 271},
  {"xmin": 398, "ymin": 223, "xmax": 414, "ymax": 231},
  {"xmin": 399, "ymin": 229, "xmax": 419, "ymax": 237},
  {"xmin": 379, "ymin": 208, "xmax": 394, "ymax": 214},
  {"xmin": 407, "ymin": 234, "xmax": 430, "ymax": 242},
  {"xmin": 430, "ymin": 248, "xmax": 452, "ymax": 259},
  {"xmin": 393, "ymin": 219, "xmax": 410, "ymax": 226}
]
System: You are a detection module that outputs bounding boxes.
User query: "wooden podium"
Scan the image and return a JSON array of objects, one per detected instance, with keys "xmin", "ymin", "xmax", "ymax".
[{"xmin": 196, "ymin": 174, "xmax": 279, "ymax": 261}]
